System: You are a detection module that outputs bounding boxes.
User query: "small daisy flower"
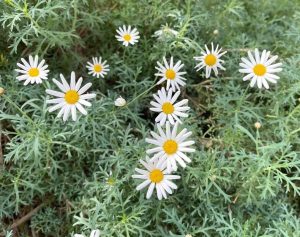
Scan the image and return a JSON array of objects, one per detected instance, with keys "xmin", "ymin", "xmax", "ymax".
[
  {"xmin": 146, "ymin": 122, "xmax": 195, "ymax": 173},
  {"xmin": 150, "ymin": 87, "xmax": 189, "ymax": 126},
  {"xmin": 114, "ymin": 96, "xmax": 126, "ymax": 107},
  {"xmin": 74, "ymin": 229, "xmax": 100, "ymax": 237},
  {"xmin": 132, "ymin": 158, "xmax": 180, "ymax": 200},
  {"xmin": 115, "ymin": 25, "xmax": 140, "ymax": 47},
  {"xmin": 15, "ymin": 55, "xmax": 49, "ymax": 85},
  {"xmin": 194, "ymin": 43, "xmax": 227, "ymax": 78},
  {"xmin": 155, "ymin": 56, "xmax": 187, "ymax": 91},
  {"xmin": 46, "ymin": 71, "xmax": 96, "ymax": 122},
  {"xmin": 86, "ymin": 57, "xmax": 110, "ymax": 78},
  {"xmin": 239, "ymin": 48, "xmax": 283, "ymax": 89}
]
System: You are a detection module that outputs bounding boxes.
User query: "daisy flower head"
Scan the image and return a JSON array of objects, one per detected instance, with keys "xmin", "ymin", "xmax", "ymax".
[
  {"xmin": 46, "ymin": 71, "xmax": 96, "ymax": 122},
  {"xmin": 150, "ymin": 87, "xmax": 189, "ymax": 126},
  {"xmin": 86, "ymin": 57, "xmax": 110, "ymax": 78},
  {"xmin": 15, "ymin": 55, "xmax": 49, "ymax": 85},
  {"xmin": 239, "ymin": 48, "xmax": 283, "ymax": 89},
  {"xmin": 132, "ymin": 158, "xmax": 180, "ymax": 200},
  {"xmin": 155, "ymin": 56, "xmax": 187, "ymax": 92},
  {"xmin": 194, "ymin": 43, "xmax": 227, "ymax": 78},
  {"xmin": 115, "ymin": 25, "xmax": 140, "ymax": 47},
  {"xmin": 146, "ymin": 122, "xmax": 195, "ymax": 173}
]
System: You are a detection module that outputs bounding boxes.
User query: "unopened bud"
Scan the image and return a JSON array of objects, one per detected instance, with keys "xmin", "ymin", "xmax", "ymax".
[
  {"xmin": 0, "ymin": 87, "xmax": 4, "ymax": 96},
  {"xmin": 254, "ymin": 122, "xmax": 261, "ymax": 129},
  {"xmin": 114, "ymin": 96, "xmax": 126, "ymax": 107},
  {"xmin": 210, "ymin": 175, "xmax": 217, "ymax": 181},
  {"xmin": 213, "ymin": 29, "xmax": 219, "ymax": 35}
]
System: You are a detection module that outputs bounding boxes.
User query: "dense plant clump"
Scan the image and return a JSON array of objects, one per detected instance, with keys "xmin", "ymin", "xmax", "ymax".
[{"xmin": 0, "ymin": 0, "xmax": 300, "ymax": 236}]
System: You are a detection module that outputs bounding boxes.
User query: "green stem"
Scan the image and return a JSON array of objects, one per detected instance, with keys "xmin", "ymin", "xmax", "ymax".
[
  {"xmin": 234, "ymin": 85, "xmax": 250, "ymax": 124},
  {"xmin": 2, "ymin": 94, "xmax": 35, "ymax": 124},
  {"xmin": 125, "ymin": 83, "xmax": 157, "ymax": 107}
]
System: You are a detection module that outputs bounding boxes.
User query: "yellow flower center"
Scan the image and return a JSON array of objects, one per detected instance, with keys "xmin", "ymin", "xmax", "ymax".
[
  {"xmin": 94, "ymin": 64, "xmax": 102, "ymax": 73},
  {"xmin": 149, "ymin": 169, "xmax": 164, "ymax": 183},
  {"xmin": 94, "ymin": 64, "xmax": 102, "ymax": 72},
  {"xmin": 165, "ymin": 69, "xmax": 176, "ymax": 80},
  {"xmin": 163, "ymin": 139, "xmax": 178, "ymax": 155},
  {"xmin": 162, "ymin": 102, "xmax": 174, "ymax": 114},
  {"xmin": 123, "ymin": 34, "xmax": 131, "ymax": 42},
  {"xmin": 204, "ymin": 54, "xmax": 217, "ymax": 66},
  {"xmin": 253, "ymin": 64, "xmax": 267, "ymax": 76},
  {"xmin": 64, "ymin": 90, "xmax": 79, "ymax": 104},
  {"xmin": 28, "ymin": 67, "xmax": 39, "ymax": 77}
]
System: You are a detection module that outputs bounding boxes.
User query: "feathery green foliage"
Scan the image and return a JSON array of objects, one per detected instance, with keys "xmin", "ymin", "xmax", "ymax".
[{"xmin": 0, "ymin": 0, "xmax": 300, "ymax": 236}]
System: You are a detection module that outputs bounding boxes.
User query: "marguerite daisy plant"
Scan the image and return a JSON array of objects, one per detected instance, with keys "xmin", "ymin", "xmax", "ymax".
[
  {"xmin": 146, "ymin": 122, "xmax": 195, "ymax": 173},
  {"xmin": 239, "ymin": 48, "xmax": 283, "ymax": 89},
  {"xmin": 150, "ymin": 87, "xmax": 189, "ymax": 126},
  {"xmin": 194, "ymin": 43, "xmax": 227, "ymax": 78},
  {"xmin": 86, "ymin": 57, "xmax": 110, "ymax": 78},
  {"xmin": 132, "ymin": 158, "xmax": 180, "ymax": 200},
  {"xmin": 115, "ymin": 25, "xmax": 140, "ymax": 47},
  {"xmin": 155, "ymin": 56, "xmax": 187, "ymax": 91},
  {"xmin": 46, "ymin": 71, "xmax": 96, "ymax": 122},
  {"xmin": 15, "ymin": 55, "xmax": 49, "ymax": 85}
]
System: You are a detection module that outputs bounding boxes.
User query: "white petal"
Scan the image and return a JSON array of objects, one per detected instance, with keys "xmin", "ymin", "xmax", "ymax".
[
  {"xmin": 46, "ymin": 89, "xmax": 65, "ymax": 98},
  {"xmin": 136, "ymin": 179, "xmax": 151, "ymax": 190},
  {"xmin": 90, "ymin": 230, "xmax": 101, "ymax": 237},
  {"xmin": 75, "ymin": 103, "xmax": 88, "ymax": 115},
  {"xmin": 78, "ymin": 83, "xmax": 92, "ymax": 95},
  {"xmin": 146, "ymin": 183, "xmax": 155, "ymax": 199}
]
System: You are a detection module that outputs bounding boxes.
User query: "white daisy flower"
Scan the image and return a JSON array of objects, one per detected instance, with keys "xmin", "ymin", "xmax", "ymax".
[
  {"xmin": 132, "ymin": 158, "xmax": 180, "ymax": 200},
  {"xmin": 239, "ymin": 48, "xmax": 283, "ymax": 89},
  {"xmin": 194, "ymin": 43, "xmax": 227, "ymax": 78},
  {"xmin": 115, "ymin": 25, "xmax": 140, "ymax": 47},
  {"xmin": 46, "ymin": 71, "xmax": 96, "ymax": 122},
  {"xmin": 15, "ymin": 55, "xmax": 49, "ymax": 85},
  {"xmin": 155, "ymin": 56, "xmax": 187, "ymax": 92},
  {"xmin": 146, "ymin": 122, "xmax": 195, "ymax": 173},
  {"xmin": 114, "ymin": 96, "xmax": 127, "ymax": 107},
  {"xmin": 74, "ymin": 229, "xmax": 100, "ymax": 237},
  {"xmin": 86, "ymin": 57, "xmax": 110, "ymax": 78},
  {"xmin": 150, "ymin": 87, "xmax": 189, "ymax": 126}
]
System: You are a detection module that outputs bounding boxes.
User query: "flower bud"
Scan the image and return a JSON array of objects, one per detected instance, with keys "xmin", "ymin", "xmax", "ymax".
[
  {"xmin": 0, "ymin": 87, "xmax": 4, "ymax": 96},
  {"xmin": 114, "ymin": 96, "xmax": 126, "ymax": 107},
  {"xmin": 254, "ymin": 122, "xmax": 261, "ymax": 129},
  {"xmin": 213, "ymin": 29, "xmax": 219, "ymax": 35}
]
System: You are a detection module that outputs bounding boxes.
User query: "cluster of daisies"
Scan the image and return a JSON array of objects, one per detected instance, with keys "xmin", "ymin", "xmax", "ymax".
[
  {"xmin": 11, "ymin": 24, "xmax": 285, "ymax": 236},
  {"xmin": 14, "ymin": 25, "xmax": 282, "ymax": 124},
  {"xmin": 15, "ymin": 54, "xmax": 110, "ymax": 121},
  {"xmin": 132, "ymin": 57, "xmax": 196, "ymax": 200}
]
